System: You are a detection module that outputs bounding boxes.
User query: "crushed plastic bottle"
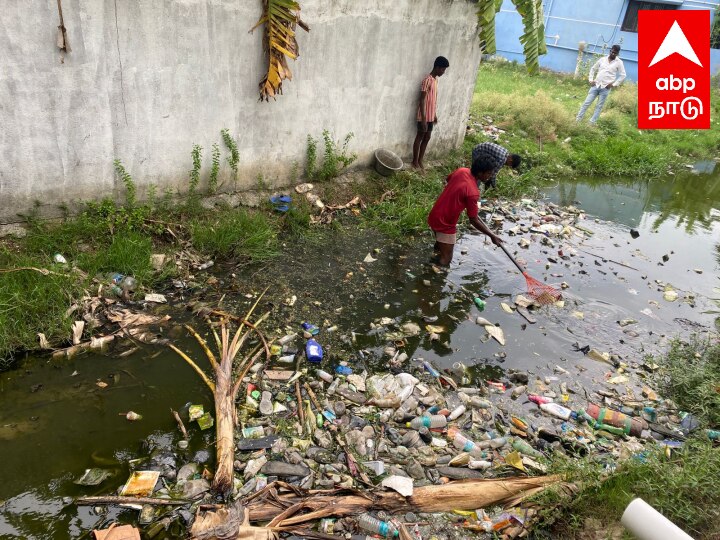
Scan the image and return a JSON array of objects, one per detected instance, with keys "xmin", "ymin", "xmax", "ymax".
[
  {"xmin": 316, "ymin": 369, "xmax": 334, "ymax": 383},
  {"xmin": 356, "ymin": 514, "xmax": 399, "ymax": 537}
]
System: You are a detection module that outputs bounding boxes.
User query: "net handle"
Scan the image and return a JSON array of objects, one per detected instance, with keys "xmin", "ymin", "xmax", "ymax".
[{"xmin": 499, "ymin": 243, "xmax": 526, "ymax": 274}]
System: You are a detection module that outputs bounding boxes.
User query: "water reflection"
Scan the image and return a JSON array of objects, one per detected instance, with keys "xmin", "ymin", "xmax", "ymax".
[{"xmin": 551, "ymin": 172, "xmax": 720, "ymax": 234}]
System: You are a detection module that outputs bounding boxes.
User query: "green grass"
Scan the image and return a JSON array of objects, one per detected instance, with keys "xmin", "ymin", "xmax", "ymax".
[
  {"xmin": 655, "ymin": 338, "xmax": 720, "ymax": 428},
  {"xmin": 189, "ymin": 208, "xmax": 279, "ymax": 261},
  {"xmin": 470, "ymin": 60, "xmax": 720, "ymax": 183},
  {"xmin": 536, "ymin": 440, "xmax": 720, "ymax": 539}
]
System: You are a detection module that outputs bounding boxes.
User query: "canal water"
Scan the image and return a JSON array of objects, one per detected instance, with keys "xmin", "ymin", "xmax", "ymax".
[{"xmin": 1, "ymin": 172, "xmax": 718, "ymax": 538}]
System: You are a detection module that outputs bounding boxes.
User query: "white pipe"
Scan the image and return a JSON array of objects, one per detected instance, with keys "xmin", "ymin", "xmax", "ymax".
[{"xmin": 621, "ymin": 499, "xmax": 694, "ymax": 540}]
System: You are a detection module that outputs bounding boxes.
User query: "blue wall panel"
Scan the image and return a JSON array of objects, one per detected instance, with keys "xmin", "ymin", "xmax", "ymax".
[{"xmin": 494, "ymin": 0, "xmax": 720, "ymax": 81}]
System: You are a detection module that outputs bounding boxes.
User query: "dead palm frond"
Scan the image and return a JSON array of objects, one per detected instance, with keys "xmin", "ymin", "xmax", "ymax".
[{"xmin": 251, "ymin": 0, "xmax": 310, "ymax": 101}]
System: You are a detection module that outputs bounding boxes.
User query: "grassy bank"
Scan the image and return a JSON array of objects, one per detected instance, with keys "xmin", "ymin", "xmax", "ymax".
[
  {"xmin": 535, "ymin": 339, "xmax": 720, "ymax": 539},
  {"xmin": 468, "ymin": 60, "xmax": 720, "ymax": 180},
  {"xmin": 0, "ymin": 191, "xmax": 284, "ymax": 366}
]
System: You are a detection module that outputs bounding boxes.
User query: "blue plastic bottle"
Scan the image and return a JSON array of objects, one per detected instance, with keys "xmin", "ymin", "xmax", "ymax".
[{"xmin": 306, "ymin": 339, "xmax": 323, "ymax": 363}]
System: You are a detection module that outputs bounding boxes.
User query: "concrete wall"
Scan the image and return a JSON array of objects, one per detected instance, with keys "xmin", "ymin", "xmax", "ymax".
[
  {"xmin": 495, "ymin": 0, "xmax": 720, "ymax": 82},
  {"xmin": 0, "ymin": 0, "xmax": 482, "ymax": 224}
]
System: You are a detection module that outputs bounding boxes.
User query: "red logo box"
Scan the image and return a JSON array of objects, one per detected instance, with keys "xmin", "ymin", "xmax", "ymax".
[{"xmin": 638, "ymin": 10, "xmax": 710, "ymax": 129}]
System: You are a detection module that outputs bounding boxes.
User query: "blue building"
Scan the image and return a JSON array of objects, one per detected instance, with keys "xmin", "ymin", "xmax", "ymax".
[{"xmin": 495, "ymin": 0, "xmax": 720, "ymax": 81}]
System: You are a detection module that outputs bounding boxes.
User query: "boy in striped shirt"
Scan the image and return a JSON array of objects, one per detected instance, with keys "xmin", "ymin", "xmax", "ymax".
[{"xmin": 411, "ymin": 56, "xmax": 449, "ymax": 170}]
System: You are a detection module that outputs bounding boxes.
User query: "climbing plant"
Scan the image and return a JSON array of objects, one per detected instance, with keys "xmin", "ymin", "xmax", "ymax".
[
  {"xmin": 477, "ymin": 0, "xmax": 547, "ymax": 75},
  {"xmin": 252, "ymin": 0, "xmax": 310, "ymax": 101}
]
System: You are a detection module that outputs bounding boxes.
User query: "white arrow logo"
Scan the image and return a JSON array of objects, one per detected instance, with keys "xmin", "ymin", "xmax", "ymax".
[{"xmin": 649, "ymin": 20, "xmax": 703, "ymax": 67}]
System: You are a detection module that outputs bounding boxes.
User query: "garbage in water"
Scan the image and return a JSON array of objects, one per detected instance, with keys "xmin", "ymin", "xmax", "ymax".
[
  {"xmin": 74, "ymin": 468, "xmax": 113, "ymax": 486},
  {"xmin": 92, "ymin": 525, "xmax": 141, "ymax": 540},
  {"xmin": 5, "ymin": 185, "xmax": 720, "ymax": 539},
  {"xmin": 120, "ymin": 471, "xmax": 161, "ymax": 496}
]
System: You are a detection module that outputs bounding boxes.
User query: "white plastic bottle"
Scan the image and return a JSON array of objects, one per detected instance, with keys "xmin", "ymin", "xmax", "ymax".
[
  {"xmin": 448, "ymin": 405, "xmax": 466, "ymax": 420},
  {"xmin": 451, "ymin": 431, "xmax": 490, "ymax": 457},
  {"xmin": 540, "ymin": 402, "xmax": 572, "ymax": 420},
  {"xmin": 407, "ymin": 415, "xmax": 447, "ymax": 430}
]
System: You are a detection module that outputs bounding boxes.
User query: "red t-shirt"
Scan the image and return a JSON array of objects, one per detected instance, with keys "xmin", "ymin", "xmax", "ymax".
[{"xmin": 427, "ymin": 168, "xmax": 479, "ymax": 234}]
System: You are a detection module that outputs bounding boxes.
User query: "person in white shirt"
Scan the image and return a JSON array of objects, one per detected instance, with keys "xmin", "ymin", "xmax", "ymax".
[{"xmin": 576, "ymin": 44, "xmax": 626, "ymax": 124}]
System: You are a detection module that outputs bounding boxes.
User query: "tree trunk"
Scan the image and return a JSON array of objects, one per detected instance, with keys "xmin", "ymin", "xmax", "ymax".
[{"xmin": 212, "ymin": 368, "xmax": 236, "ymax": 494}]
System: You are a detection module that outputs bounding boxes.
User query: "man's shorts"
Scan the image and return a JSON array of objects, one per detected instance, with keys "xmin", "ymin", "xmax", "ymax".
[
  {"xmin": 417, "ymin": 121, "xmax": 435, "ymax": 133},
  {"xmin": 433, "ymin": 230, "xmax": 456, "ymax": 245}
]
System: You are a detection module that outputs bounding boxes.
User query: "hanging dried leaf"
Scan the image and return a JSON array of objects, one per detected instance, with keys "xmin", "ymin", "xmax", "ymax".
[{"xmin": 252, "ymin": 0, "xmax": 310, "ymax": 101}]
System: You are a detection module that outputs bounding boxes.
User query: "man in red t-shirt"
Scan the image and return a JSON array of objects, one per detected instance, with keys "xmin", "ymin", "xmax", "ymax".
[
  {"xmin": 428, "ymin": 153, "xmax": 503, "ymax": 266},
  {"xmin": 411, "ymin": 56, "xmax": 449, "ymax": 170}
]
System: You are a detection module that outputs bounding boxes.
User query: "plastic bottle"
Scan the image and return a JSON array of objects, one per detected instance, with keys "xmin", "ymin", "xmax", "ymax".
[
  {"xmin": 422, "ymin": 360, "xmax": 440, "ymax": 378},
  {"xmin": 540, "ymin": 402, "xmax": 573, "ymax": 420},
  {"xmin": 407, "ymin": 415, "xmax": 447, "ymax": 430},
  {"xmin": 586, "ymin": 403, "xmax": 647, "ymax": 437},
  {"xmin": 305, "ymin": 339, "xmax": 323, "ymax": 363},
  {"xmin": 327, "ymin": 378, "xmax": 340, "ymax": 396},
  {"xmin": 474, "ymin": 297, "xmax": 486, "ymax": 311},
  {"xmin": 512, "ymin": 437, "xmax": 543, "ymax": 457},
  {"xmin": 259, "ymin": 391, "xmax": 273, "ymax": 416},
  {"xmin": 489, "ymin": 437, "xmax": 507, "ymax": 449},
  {"xmin": 301, "ymin": 322, "xmax": 320, "ymax": 335},
  {"xmin": 449, "ymin": 429, "xmax": 490, "ymax": 456},
  {"xmin": 356, "ymin": 514, "xmax": 398, "ymax": 537},
  {"xmin": 528, "ymin": 394, "xmax": 554, "ymax": 405},
  {"xmin": 448, "ymin": 405, "xmax": 466, "ymax": 421},
  {"xmin": 467, "ymin": 396, "xmax": 492, "ymax": 409},
  {"xmin": 316, "ymin": 369, "xmax": 334, "ymax": 383}
]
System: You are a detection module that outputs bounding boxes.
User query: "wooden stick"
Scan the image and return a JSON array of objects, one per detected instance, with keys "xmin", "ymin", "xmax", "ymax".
[
  {"xmin": 575, "ymin": 247, "xmax": 639, "ymax": 271},
  {"xmin": 303, "ymin": 382, "xmax": 323, "ymax": 412},
  {"xmin": 171, "ymin": 408, "xmax": 189, "ymax": 440},
  {"xmin": 76, "ymin": 496, "xmax": 190, "ymax": 506},
  {"xmin": 295, "ymin": 381, "xmax": 305, "ymax": 435}
]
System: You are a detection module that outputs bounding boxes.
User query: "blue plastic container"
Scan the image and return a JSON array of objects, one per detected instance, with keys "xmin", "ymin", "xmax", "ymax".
[{"xmin": 306, "ymin": 339, "xmax": 323, "ymax": 363}]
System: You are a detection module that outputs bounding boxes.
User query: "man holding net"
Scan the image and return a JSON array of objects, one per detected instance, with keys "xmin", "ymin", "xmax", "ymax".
[{"xmin": 428, "ymin": 153, "xmax": 503, "ymax": 266}]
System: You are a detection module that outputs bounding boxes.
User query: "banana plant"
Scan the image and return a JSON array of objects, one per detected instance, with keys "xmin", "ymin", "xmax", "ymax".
[
  {"xmin": 251, "ymin": 0, "xmax": 309, "ymax": 101},
  {"xmin": 477, "ymin": 0, "xmax": 547, "ymax": 75}
]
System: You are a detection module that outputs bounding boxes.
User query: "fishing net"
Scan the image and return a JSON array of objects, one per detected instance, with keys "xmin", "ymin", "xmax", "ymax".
[{"xmin": 523, "ymin": 273, "xmax": 562, "ymax": 305}]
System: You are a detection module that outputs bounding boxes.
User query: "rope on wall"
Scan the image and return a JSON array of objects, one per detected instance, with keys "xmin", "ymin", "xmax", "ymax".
[{"xmin": 56, "ymin": 0, "xmax": 71, "ymax": 52}]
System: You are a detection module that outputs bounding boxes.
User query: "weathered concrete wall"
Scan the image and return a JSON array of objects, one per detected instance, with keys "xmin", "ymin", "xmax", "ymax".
[{"xmin": 0, "ymin": 0, "xmax": 482, "ymax": 223}]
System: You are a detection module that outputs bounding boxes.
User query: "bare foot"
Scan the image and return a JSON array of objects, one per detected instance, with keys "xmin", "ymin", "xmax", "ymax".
[{"xmin": 411, "ymin": 162, "xmax": 420, "ymax": 169}]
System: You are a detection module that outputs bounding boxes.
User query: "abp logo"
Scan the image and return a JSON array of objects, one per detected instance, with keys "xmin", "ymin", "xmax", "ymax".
[{"xmin": 638, "ymin": 10, "xmax": 710, "ymax": 129}]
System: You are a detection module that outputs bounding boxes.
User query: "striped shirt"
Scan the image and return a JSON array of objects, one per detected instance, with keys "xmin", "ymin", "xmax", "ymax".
[
  {"xmin": 417, "ymin": 74, "xmax": 438, "ymax": 122},
  {"xmin": 472, "ymin": 142, "xmax": 509, "ymax": 187}
]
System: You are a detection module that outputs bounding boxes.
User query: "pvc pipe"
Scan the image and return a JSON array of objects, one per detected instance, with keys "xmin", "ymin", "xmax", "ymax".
[{"xmin": 621, "ymin": 498, "xmax": 694, "ymax": 540}]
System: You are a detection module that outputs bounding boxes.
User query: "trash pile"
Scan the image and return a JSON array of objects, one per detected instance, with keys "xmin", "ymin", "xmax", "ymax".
[
  {"xmin": 73, "ymin": 196, "xmax": 718, "ymax": 539},
  {"xmin": 79, "ymin": 311, "xmax": 714, "ymax": 539}
]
